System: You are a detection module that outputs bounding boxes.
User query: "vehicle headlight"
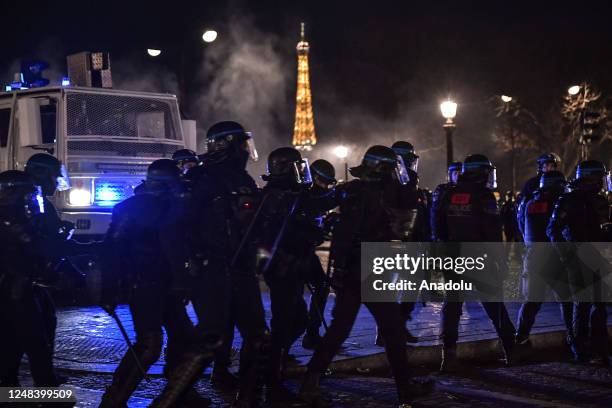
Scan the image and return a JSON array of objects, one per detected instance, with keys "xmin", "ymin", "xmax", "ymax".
[
  {"xmin": 68, "ymin": 178, "xmax": 93, "ymax": 206},
  {"xmin": 69, "ymin": 188, "xmax": 92, "ymax": 206}
]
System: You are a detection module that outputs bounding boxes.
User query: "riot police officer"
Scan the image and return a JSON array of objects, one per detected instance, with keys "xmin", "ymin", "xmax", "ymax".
[
  {"xmin": 433, "ymin": 154, "xmax": 516, "ymax": 371},
  {"xmin": 172, "ymin": 148, "xmax": 200, "ymax": 174},
  {"xmin": 430, "ymin": 162, "xmax": 462, "ymax": 241},
  {"xmin": 162, "ymin": 121, "xmax": 268, "ymax": 407},
  {"xmin": 99, "ymin": 159, "xmax": 204, "ymax": 407},
  {"xmin": 21, "ymin": 154, "xmax": 91, "ymax": 382},
  {"xmin": 0, "ymin": 170, "xmax": 59, "ymax": 386},
  {"xmin": 515, "ymin": 171, "xmax": 574, "ymax": 353},
  {"xmin": 547, "ymin": 160, "xmax": 611, "ymax": 365},
  {"xmin": 259, "ymin": 147, "xmax": 320, "ymax": 404},
  {"xmin": 302, "ymin": 159, "xmax": 337, "ymax": 350},
  {"xmin": 373, "ymin": 142, "xmax": 431, "ymax": 347},
  {"xmin": 300, "ymin": 146, "xmax": 433, "ymax": 406},
  {"xmin": 518, "ymin": 153, "xmax": 560, "ymax": 216}
]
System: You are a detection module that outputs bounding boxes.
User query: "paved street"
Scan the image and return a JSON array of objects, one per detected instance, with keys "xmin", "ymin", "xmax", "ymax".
[
  {"xmin": 16, "ymin": 359, "xmax": 612, "ymax": 407},
  {"xmin": 9, "ymin": 289, "xmax": 612, "ymax": 407}
]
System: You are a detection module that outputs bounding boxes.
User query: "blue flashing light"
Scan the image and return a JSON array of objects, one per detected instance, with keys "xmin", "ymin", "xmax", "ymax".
[
  {"xmin": 5, "ymin": 86, "xmax": 11, "ymax": 92},
  {"xmin": 61, "ymin": 77, "xmax": 70, "ymax": 86},
  {"xmin": 94, "ymin": 180, "xmax": 135, "ymax": 207}
]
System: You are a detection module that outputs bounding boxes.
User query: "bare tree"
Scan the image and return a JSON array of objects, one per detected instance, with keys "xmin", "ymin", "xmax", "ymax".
[{"xmin": 492, "ymin": 85, "xmax": 611, "ymax": 179}]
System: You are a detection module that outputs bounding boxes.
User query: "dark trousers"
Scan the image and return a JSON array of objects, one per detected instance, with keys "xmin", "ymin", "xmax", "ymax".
[
  {"xmin": 304, "ymin": 252, "xmax": 329, "ymax": 336},
  {"xmin": 0, "ymin": 287, "xmax": 58, "ymax": 386},
  {"xmin": 191, "ymin": 268, "xmax": 267, "ymax": 380},
  {"xmin": 564, "ymin": 243, "xmax": 609, "ymax": 355},
  {"xmin": 307, "ymin": 287, "xmax": 411, "ymax": 398},
  {"xmin": 129, "ymin": 287, "xmax": 196, "ymax": 375},
  {"xmin": 101, "ymin": 288, "xmax": 195, "ymax": 407},
  {"xmin": 574, "ymin": 302, "xmax": 609, "ymax": 356},
  {"xmin": 265, "ymin": 273, "xmax": 309, "ymax": 352},
  {"xmin": 516, "ymin": 245, "xmax": 573, "ymax": 340},
  {"xmin": 441, "ymin": 300, "xmax": 515, "ymax": 349}
]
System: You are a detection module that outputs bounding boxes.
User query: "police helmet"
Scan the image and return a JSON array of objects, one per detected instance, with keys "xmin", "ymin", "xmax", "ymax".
[
  {"xmin": 146, "ymin": 159, "xmax": 181, "ymax": 190},
  {"xmin": 172, "ymin": 149, "xmax": 199, "ymax": 164},
  {"xmin": 536, "ymin": 153, "xmax": 560, "ymax": 172},
  {"xmin": 575, "ymin": 160, "xmax": 611, "ymax": 192},
  {"xmin": 25, "ymin": 153, "xmax": 70, "ymax": 195},
  {"xmin": 206, "ymin": 121, "xmax": 258, "ymax": 162},
  {"xmin": 310, "ymin": 159, "xmax": 336, "ymax": 185},
  {"xmin": 350, "ymin": 145, "xmax": 401, "ymax": 181},
  {"xmin": 539, "ymin": 170, "xmax": 566, "ymax": 191},
  {"xmin": 263, "ymin": 147, "xmax": 312, "ymax": 185},
  {"xmin": 448, "ymin": 161, "xmax": 462, "ymax": 184},
  {"xmin": 391, "ymin": 141, "xmax": 419, "ymax": 172},
  {"xmin": 462, "ymin": 154, "xmax": 497, "ymax": 189}
]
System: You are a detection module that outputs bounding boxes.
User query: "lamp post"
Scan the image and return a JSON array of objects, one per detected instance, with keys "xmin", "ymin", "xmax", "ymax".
[
  {"xmin": 440, "ymin": 100, "xmax": 458, "ymax": 167},
  {"xmin": 333, "ymin": 145, "xmax": 349, "ymax": 181},
  {"xmin": 501, "ymin": 95, "xmax": 517, "ymax": 193},
  {"xmin": 567, "ymin": 84, "xmax": 590, "ymax": 161}
]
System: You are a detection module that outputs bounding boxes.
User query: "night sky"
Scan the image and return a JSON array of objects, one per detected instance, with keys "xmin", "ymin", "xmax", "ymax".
[{"xmin": 2, "ymin": 0, "xmax": 612, "ymax": 189}]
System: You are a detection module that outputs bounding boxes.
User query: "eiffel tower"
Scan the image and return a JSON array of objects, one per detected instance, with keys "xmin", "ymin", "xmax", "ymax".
[{"xmin": 292, "ymin": 22, "xmax": 317, "ymax": 151}]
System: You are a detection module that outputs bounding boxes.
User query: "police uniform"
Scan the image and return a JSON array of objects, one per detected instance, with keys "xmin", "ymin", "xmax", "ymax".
[
  {"xmin": 547, "ymin": 170, "xmax": 611, "ymax": 362},
  {"xmin": 515, "ymin": 174, "xmax": 573, "ymax": 345},
  {"xmin": 100, "ymin": 163, "xmax": 198, "ymax": 407}
]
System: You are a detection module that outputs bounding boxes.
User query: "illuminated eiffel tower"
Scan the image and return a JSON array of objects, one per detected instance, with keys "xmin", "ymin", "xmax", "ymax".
[{"xmin": 292, "ymin": 22, "xmax": 317, "ymax": 151}]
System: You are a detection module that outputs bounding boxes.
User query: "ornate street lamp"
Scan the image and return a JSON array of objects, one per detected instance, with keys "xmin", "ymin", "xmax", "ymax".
[{"xmin": 440, "ymin": 100, "xmax": 458, "ymax": 167}]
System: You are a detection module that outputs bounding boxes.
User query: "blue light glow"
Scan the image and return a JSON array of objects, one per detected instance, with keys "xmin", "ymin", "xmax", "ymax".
[
  {"xmin": 94, "ymin": 180, "xmax": 135, "ymax": 207},
  {"xmin": 61, "ymin": 77, "xmax": 70, "ymax": 86}
]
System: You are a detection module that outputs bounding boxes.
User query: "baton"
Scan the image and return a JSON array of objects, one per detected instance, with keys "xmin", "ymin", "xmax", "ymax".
[
  {"xmin": 104, "ymin": 307, "xmax": 151, "ymax": 382},
  {"xmin": 305, "ymin": 282, "xmax": 329, "ymax": 332}
]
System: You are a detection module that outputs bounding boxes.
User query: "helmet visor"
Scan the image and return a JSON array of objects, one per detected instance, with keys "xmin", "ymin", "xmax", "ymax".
[
  {"xmin": 486, "ymin": 168, "xmax": 497, "ymax": 190},
  {"xmin": 245, "ymin": 132, "xmax": 259, "ymax": 162},
  {"xmin": 293, "ymin": 158, "xmax": 313, "ymax": 186},
  {"xmin": 395, "ymin": 155, "xmax": 410, "ymax": 185},
  {"xmin": 56, "ymin": 164, "xmax": 71, "ymax": 191}
]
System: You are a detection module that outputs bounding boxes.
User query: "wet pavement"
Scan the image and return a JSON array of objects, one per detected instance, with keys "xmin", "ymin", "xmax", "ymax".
[{"xmin": 52, "ymin": 293, "xmax": 609, "ymax": 375}]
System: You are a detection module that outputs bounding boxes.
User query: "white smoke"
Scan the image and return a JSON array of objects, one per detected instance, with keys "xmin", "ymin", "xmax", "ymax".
[{"xmin": 194, "ymin": 17, "xmax": 292, "ymax": 179}]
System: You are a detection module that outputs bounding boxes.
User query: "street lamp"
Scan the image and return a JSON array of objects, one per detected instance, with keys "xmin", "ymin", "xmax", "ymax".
[
  {"xmin": 500, "ymin": 95, "xmax": 517, "ymax": 192},
  {"xmin": 440, "ymin": 100, "xmax": 458, "ymax": 167},
  {"xmin": 568, "ymin": 85, "xmax": 580, "ymax": 95},
  {"xmin": 147, "ymin": 49, "xmax": 162, "ymax": 57},
  {"xmin": 202, "ymin": 30, "xmax": 218, "ymax": 43},
  {"xmin": 333, "ymin": 145, "xmax": 349, "ymax": 181}
]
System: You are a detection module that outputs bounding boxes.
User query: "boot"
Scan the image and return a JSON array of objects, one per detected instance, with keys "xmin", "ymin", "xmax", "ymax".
[
  {"xmin": 211, "ymin": 365, "xmax": 239, "ymax": 392},
  {"xmin": 99, "ymin": 350, "xmax": 150, "ymax": 408},
  {"xmin": 299, "ymin": 372, "xmax": 328, "ymax": 407},
  {"xmin": 398, "ymin": 378, "xmax": 436, "ymax": 405},
  {"xmin": 440, "ymin": 346, "xmax": 460, "ymax": 372},
  {"xmin": 266, "ymin": 381, "xmax": 301, "ymax": 407}
]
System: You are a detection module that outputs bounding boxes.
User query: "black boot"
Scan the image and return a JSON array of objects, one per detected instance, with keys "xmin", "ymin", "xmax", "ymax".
[
  {"xmin": 299, "ymin": 372, "xmax": 328, "ymax": 407},
  {"xmin": 398, "ymin": 378, "xmax": 436, "ymax": 405}
]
